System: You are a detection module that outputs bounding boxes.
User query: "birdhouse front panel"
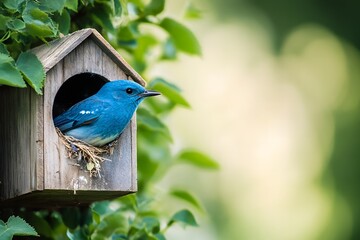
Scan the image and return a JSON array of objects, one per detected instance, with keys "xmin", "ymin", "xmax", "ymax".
[
  {"xmin": 0, "ymin": 29, "xmax": 142, "ymax": 207},
  {"xmin": 44, "ymin": 39, "xmax": 137, "ymax": 195}
]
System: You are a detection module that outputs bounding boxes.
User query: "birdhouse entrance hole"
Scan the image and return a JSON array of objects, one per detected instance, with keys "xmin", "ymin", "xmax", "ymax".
[{"xmin": 52, "ymin": 72, "xmax": 109, "ymax": 119}]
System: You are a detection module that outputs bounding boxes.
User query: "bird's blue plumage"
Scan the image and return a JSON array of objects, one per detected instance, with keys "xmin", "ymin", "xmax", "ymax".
[{"xmin": 54, "ymin": 80, "xmax": 160, "ymax": 146}]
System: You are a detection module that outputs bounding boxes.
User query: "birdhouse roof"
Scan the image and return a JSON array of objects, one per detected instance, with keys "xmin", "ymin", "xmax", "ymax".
[{"xmin": 31, "ymin": 28, "xmax": 145, "ymax": 86}]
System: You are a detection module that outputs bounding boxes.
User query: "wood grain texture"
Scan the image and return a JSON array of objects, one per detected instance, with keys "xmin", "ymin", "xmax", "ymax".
[
  {"xmin": 43, "ymin": 60, "xmax": 77, "ymax": 190},
  {"xmin": 30, "ymin": 87, "xmax": 44, "ymax": 191},
  {"xmin": 0, "ymin": 87, "xmax": 43, "ymax": 200}
]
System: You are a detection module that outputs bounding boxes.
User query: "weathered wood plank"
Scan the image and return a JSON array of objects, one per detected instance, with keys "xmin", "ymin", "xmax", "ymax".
[
  {"xmin": 44, "ymin": 60, "xmax": 79, "ymax": 190},
  {"xmin": 0, "ymin": 87, "xmax": 34, "ymax": 200},
  {"xmin": 101, "ymin": 124, "xmax": 134, "ymax": 190},
  {"xmin": 30, "ymin": 88, "xmax": 44, "ymax": 191},
  {"xmin": 84, "ymin": 38, "xmax": 103, "ymax": 74},
  {"xmin": 101, "ymin": 44, "xmax": 127, "ymax": 80}
]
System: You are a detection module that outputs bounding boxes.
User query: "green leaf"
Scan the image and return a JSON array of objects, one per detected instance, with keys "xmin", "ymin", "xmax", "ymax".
[
  {"xmin": 25, "ymin": 22, "xmax": 55, "ymax": 38},
  {"xmin": 23, "ymin": 2, "xmax": 58, "ymax": 37},
  {"xmin": 133, "ymin": 34, "xmax": 158, "ymax": 62},
  {"xmin": 6, "ymin": 19, "xmax": 26, "ymax": 30},
  {"xmin": 67, "ymin": 228, "xmax": 88, "ymax": 240},
  {"xmin": 117, "ymin": 24, "xmax": 138, "ymax": 49},
  {"xmin": 24, "ymin": 4, "xmax": 49, "ymax": 21},
  {"xmin": 91, "ymin": 211, "xmax": 128, "ymax": 238},
  {"xmin": 16, "ymin": 52, "xmax": 45, "ymax": 94},
  {"xmin": 162, "ymin": 38, "xmax": 177, "ymax": 60},
  {"xmin": 137, "ymin": 108, "xmax": 172, "ymax": 140},
  {"xmin": 0, "ymin": 15, "xmax": 11, "ymax": 30},
  {"xmin": 0, "ymin": 53, "xmax": 13, "ymax": 63},
  {"xmin": 91, "ymin": 200, "xmax": 115, "ymax": 218},
  {"xmin": 177, "ymin": 149, "xmax": 220, "ymax": 170},
  {"xmin": 0, "ymin": 216, "xmax": 38, "ymax": 239},
  {"xmin": 112, "ymin": 233, "xmax": 128, "ymax": 239},
  {"xmin": 112, "ymin": 0, "xmax": 122, "ymax": 15},
  {"xmin": 170, "ymin": 189, "xmax": 204, "ymax": 211},
  {"xmin": 128, "ymin": 0, "xmax": 145, "ymax": 12},
  {"xmin": 20, "ymin": 212, "xmax": 53, "ymax": 238},
  {"xmin": 38, "ymin": 0, "xmax": 66, "ymax": 13},
  {"xmin": 160, "ymin": 17, "xmax": 201, "ymax": 55},
  {"xmin": 3, "ymin": 0, "xmax": 25, "ymax": 10},
  {"xmin": 144, "ymin": 0, "xmax": 165, "ymax": 16},
  {"xmin": 65, "ymin": 0, "xmax": 78, "ymax": 12},
  {"xmin": 148, "ymin": 78, "xmax": 190, "ymax": 108},
  {"xmin": 0, "ymin": 53, "xmax": 26, "ymax": 88},
  {"xmin": 117, "ymin": 24, "xmax": 137, "ymax": 41},
  {"xmin": 142, "ymin": 217, "xmax": 160, "ymax": 234},
  {"xmin": 168, "ymin": 209, "xmax": 198, "ymax": 227},
  {"xmin": 129, "ymin": 216, "xmax": 161, "ymax": 237},
  {"xmin": 53, "ymin": 9, "xmax": 71, "ymax": 34},
  {"xmin": 60, "ymin": 207, "xmax": 81, "ymax": 229},
  {"xmin": 92, "ymin": 211, "xmax": 101, "ymax": 224},
  {"xmin": 90, "ymin": 5, "xmax": 115, "ymax": 32},
  {"xmin": 154, "ymin": 233, "xmax": 166, "ymax": 240},
  {"xmin": 184, "ymin": 3, "xmax": 203, "ymax": 19}
]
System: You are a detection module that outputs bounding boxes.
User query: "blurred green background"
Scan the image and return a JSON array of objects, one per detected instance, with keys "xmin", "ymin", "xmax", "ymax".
[{"xmin": 155, "ymin": 0, "xmax": 360, "ymax": 239}]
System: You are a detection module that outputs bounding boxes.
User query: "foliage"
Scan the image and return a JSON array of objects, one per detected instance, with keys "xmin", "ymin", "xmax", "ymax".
[
  {"xmin": 0, "ymin": 216, "xmax": 38, "ymax": 239},
  {"xmin": 0, "ymin": 0, "xmax": 51, "ymax": 94},
  {"xmin": 0, "ymin": 0, "xmax": 215, "ymax": 239},
  {"xmin": 57, "ymin": 198, "xmax": 198, "ymax": 240}
]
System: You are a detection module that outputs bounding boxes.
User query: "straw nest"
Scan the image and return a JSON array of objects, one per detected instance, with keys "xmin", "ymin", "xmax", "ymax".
[{"xmin": 56, "ymin": 128, "xmax": 117, "ymax": 177}]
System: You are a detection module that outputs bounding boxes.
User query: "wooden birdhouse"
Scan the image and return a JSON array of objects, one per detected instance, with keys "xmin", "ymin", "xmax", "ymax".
[{"xmin": 0, "ymin": 28, "xmax": 145, "ymax": 207}]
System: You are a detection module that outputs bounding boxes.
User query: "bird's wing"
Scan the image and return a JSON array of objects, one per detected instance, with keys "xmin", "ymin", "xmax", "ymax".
[{"xmin": 54, "ymin": 98, "xmax": 110, "ymax": 132}]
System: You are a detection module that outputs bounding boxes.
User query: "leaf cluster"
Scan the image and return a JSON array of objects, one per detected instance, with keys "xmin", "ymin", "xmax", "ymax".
[
  {"xmin": 11, "ymin": 196, "xmax": 198, "ymax": 240},
  {"xmin": 0, "ymin": 0, "xmax": 73, "ymax": 93},
  {"xmin": 0, "ymin": 216, "xmax": 38, "ymax": 240}
]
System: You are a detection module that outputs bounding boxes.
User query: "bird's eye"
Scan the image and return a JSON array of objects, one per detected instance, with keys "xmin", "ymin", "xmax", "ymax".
[{"xmin": 126, "ymin": 88, "xmax": 133, "ymax": 94}]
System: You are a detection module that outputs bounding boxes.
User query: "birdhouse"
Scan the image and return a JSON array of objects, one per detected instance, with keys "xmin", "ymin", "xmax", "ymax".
[{"xmin": 0, "ymin": 28, "xmax": 145, "ymax": 207}]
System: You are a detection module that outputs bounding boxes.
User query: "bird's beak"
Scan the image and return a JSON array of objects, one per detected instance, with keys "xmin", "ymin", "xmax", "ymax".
[{"xmin": 139, "ymin": 90, "xmax": 161, "ymax": 98}]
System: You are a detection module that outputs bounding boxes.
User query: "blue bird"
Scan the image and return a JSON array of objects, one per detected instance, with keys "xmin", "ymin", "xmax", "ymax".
[{"xmin": 54, "ymin": 80, "xmax": 160, "ymax": 147}]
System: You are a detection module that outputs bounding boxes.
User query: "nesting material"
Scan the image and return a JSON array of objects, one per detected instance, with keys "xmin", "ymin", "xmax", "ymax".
[{"xmin": 56, "ymin": 128, "xmax": 117, "ymax": 177}]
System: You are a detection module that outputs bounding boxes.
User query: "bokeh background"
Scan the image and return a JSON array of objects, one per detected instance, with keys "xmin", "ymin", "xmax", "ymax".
[{"xmin": 151, "ymin": 1, "xmax": 360, "ymax": 239}]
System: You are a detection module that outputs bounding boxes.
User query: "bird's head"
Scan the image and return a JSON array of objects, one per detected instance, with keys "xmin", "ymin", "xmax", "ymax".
[{"xmin": 97, "ymin": 80, "xmax": 160, "ymax": 105}]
